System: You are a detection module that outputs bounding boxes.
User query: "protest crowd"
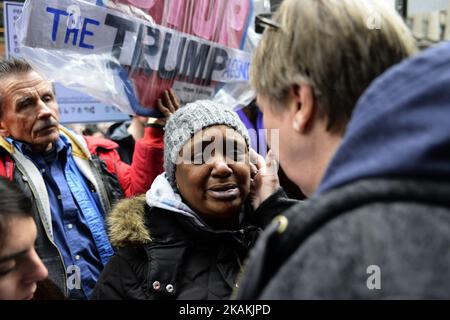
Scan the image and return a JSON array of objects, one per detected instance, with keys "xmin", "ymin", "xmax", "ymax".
[{"xmin": 1, "ymin": 0, "xmax": 450, "ymax": 302}]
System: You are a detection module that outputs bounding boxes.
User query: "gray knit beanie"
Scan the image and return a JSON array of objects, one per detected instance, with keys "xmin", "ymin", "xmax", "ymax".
[{"xmin": 164, "ymin": 100, "xmax": 251, "ymax": 188}]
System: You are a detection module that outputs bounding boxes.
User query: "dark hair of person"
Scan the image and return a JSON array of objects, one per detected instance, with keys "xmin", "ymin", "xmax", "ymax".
[{"xmin": 0, "ymin": 176, "xmax": 33, "ymax": 251}]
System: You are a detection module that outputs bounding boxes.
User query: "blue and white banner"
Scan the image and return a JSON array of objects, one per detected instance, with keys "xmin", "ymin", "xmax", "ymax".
[
  {"xmin": 3, "ymin": 1, "xmax": 129, "ymax": 123},
  {"xmin": 16, "ymin": 0, "xmax": 255, "ymax": 115}
]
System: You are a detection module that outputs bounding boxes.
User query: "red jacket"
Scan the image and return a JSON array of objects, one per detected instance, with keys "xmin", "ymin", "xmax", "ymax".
[{"xmin": 0, "ymin": 126, "xmax": 164, "ymax": 198}]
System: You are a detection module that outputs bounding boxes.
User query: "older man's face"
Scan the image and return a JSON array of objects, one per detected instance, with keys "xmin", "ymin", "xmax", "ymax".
[
  {"xmin": 256, "ymin": 94, "xmax": 295, "ymax": 176},
  {"xmin": 0, "ymin": 71, "xmax": 60, "ymax": 153},
  {"xmin": 257, "ymin": 93, "xmax": 315, "ymax": 195}
]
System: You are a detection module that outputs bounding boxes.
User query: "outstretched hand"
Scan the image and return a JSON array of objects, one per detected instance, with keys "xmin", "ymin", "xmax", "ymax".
[{"xmin": 249, "ymin": 149, "xmax": 280, "ymax": 210}]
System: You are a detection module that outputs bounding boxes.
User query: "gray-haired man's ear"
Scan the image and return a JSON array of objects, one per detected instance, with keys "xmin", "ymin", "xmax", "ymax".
[{"xmin": 292, "ymin": 83, "xmax": 316, "ymax": 133}]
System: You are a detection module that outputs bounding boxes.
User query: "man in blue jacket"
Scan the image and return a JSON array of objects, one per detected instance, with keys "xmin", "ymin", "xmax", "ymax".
[{"xmin": 0, "ymin": 58, "xmax": 178, "ymax": 299}]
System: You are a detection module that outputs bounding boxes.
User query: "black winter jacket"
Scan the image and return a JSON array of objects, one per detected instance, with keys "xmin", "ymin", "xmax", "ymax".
[{"xmin": 91, "ymin": 190, "xmax": 294, "ymax": 300}]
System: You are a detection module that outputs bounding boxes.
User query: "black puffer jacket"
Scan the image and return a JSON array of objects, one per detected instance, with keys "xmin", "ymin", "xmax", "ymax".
[{"xmin": 91, "ymin": 191, "xmax": 269, "ymax": 300}]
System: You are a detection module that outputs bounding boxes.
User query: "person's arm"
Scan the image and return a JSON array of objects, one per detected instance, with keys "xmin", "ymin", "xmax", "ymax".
[
  {"xmin": 112, "ymin": 89, "xmax": 180, "ymax": 197},
  {"xmin": 113, "ymin": 126, "xmax": 163, "ymax": 197}
]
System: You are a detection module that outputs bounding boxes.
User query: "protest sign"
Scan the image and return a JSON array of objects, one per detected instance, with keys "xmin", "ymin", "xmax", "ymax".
[
  {"xmin": 3, "ymin": 1, "xmax": 129, "ymax": 123},
  {"xmin": 16, "ymin": 0, "xmax": 257, "ymax": 116}
]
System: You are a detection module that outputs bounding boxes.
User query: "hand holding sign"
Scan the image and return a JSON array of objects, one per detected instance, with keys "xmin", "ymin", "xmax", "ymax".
[{"xmin": 146, "ymin": 89, "xmax": 181, "ymax": 127}]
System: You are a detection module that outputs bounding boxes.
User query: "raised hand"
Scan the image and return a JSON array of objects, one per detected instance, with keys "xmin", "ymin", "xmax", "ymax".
[
  {"xmin": 249, "ymin": 149, "xmax": 280, "ymax": 210},
  {"xmin": 147, "ymin": 89, "xmax": 181, "ymax": 127}
]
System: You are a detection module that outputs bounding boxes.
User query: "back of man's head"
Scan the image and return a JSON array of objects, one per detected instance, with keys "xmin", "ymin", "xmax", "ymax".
[{"xmin": 251, "ymin": 0, "xmax": 417, "ymax": 134}]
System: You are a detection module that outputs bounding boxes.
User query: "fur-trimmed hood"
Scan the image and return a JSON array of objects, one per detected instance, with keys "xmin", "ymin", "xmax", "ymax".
[
  {"xmin": 107, "ymin": 174, "xmax": 210, "ymax": 248},
  {"xmin": 107, "ymin": 195, "xmax": 151, "ymax": 247},
  {"xmin": 108, "ymin": 173, "xmax": 253, "ymax": 248}
]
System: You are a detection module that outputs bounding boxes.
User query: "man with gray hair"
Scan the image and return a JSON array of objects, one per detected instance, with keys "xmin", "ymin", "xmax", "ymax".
[
  {"xmin": 0, "ymin": 58, "xmax": 179, "ymax": 299},
  {"xmin": 234, "ymin": 0, "xmax": 450, "ymax": 299}
]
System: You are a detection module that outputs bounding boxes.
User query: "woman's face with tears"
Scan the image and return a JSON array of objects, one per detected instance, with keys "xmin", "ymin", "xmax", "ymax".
[{"xmin": 175, "ymin": 125, "xmax": 251, "ymax": 230}]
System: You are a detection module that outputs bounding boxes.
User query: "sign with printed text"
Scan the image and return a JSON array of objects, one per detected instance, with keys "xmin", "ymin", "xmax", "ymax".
[
  {"xmin": 3, "ymin": 1, "xmax": 23, "ymax": 58},
  {"xmin": 16, "ymin": 0, "xmax": 254, "ymax": 115},
  {"xmin": 22, "ymin": 0, "xmax": 251, "ymax": 83},
  {"xmin": 3, "ymin": 1, "xmax": 129, "ymax": 123}
]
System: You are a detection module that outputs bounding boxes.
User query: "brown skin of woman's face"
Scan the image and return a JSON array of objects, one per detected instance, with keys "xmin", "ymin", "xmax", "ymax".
[{"xmin": 175, "ymin": 125, "xmax": 251, "ymax": 230}]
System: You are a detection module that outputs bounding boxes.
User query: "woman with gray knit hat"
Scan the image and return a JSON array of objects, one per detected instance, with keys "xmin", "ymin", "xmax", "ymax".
[{"xmin": 91, "ymin": 100, "xmax": 295, "ymax": 300}]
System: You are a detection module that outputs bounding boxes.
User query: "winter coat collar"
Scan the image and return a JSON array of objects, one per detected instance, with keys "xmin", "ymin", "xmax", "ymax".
[
  {"xmin": 145, "ymin": 174, "xmax": 209, "ymax": 229},
  {"xmin": 107, "ymin": 195, "xmax": 150, "ymax": 248}
]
